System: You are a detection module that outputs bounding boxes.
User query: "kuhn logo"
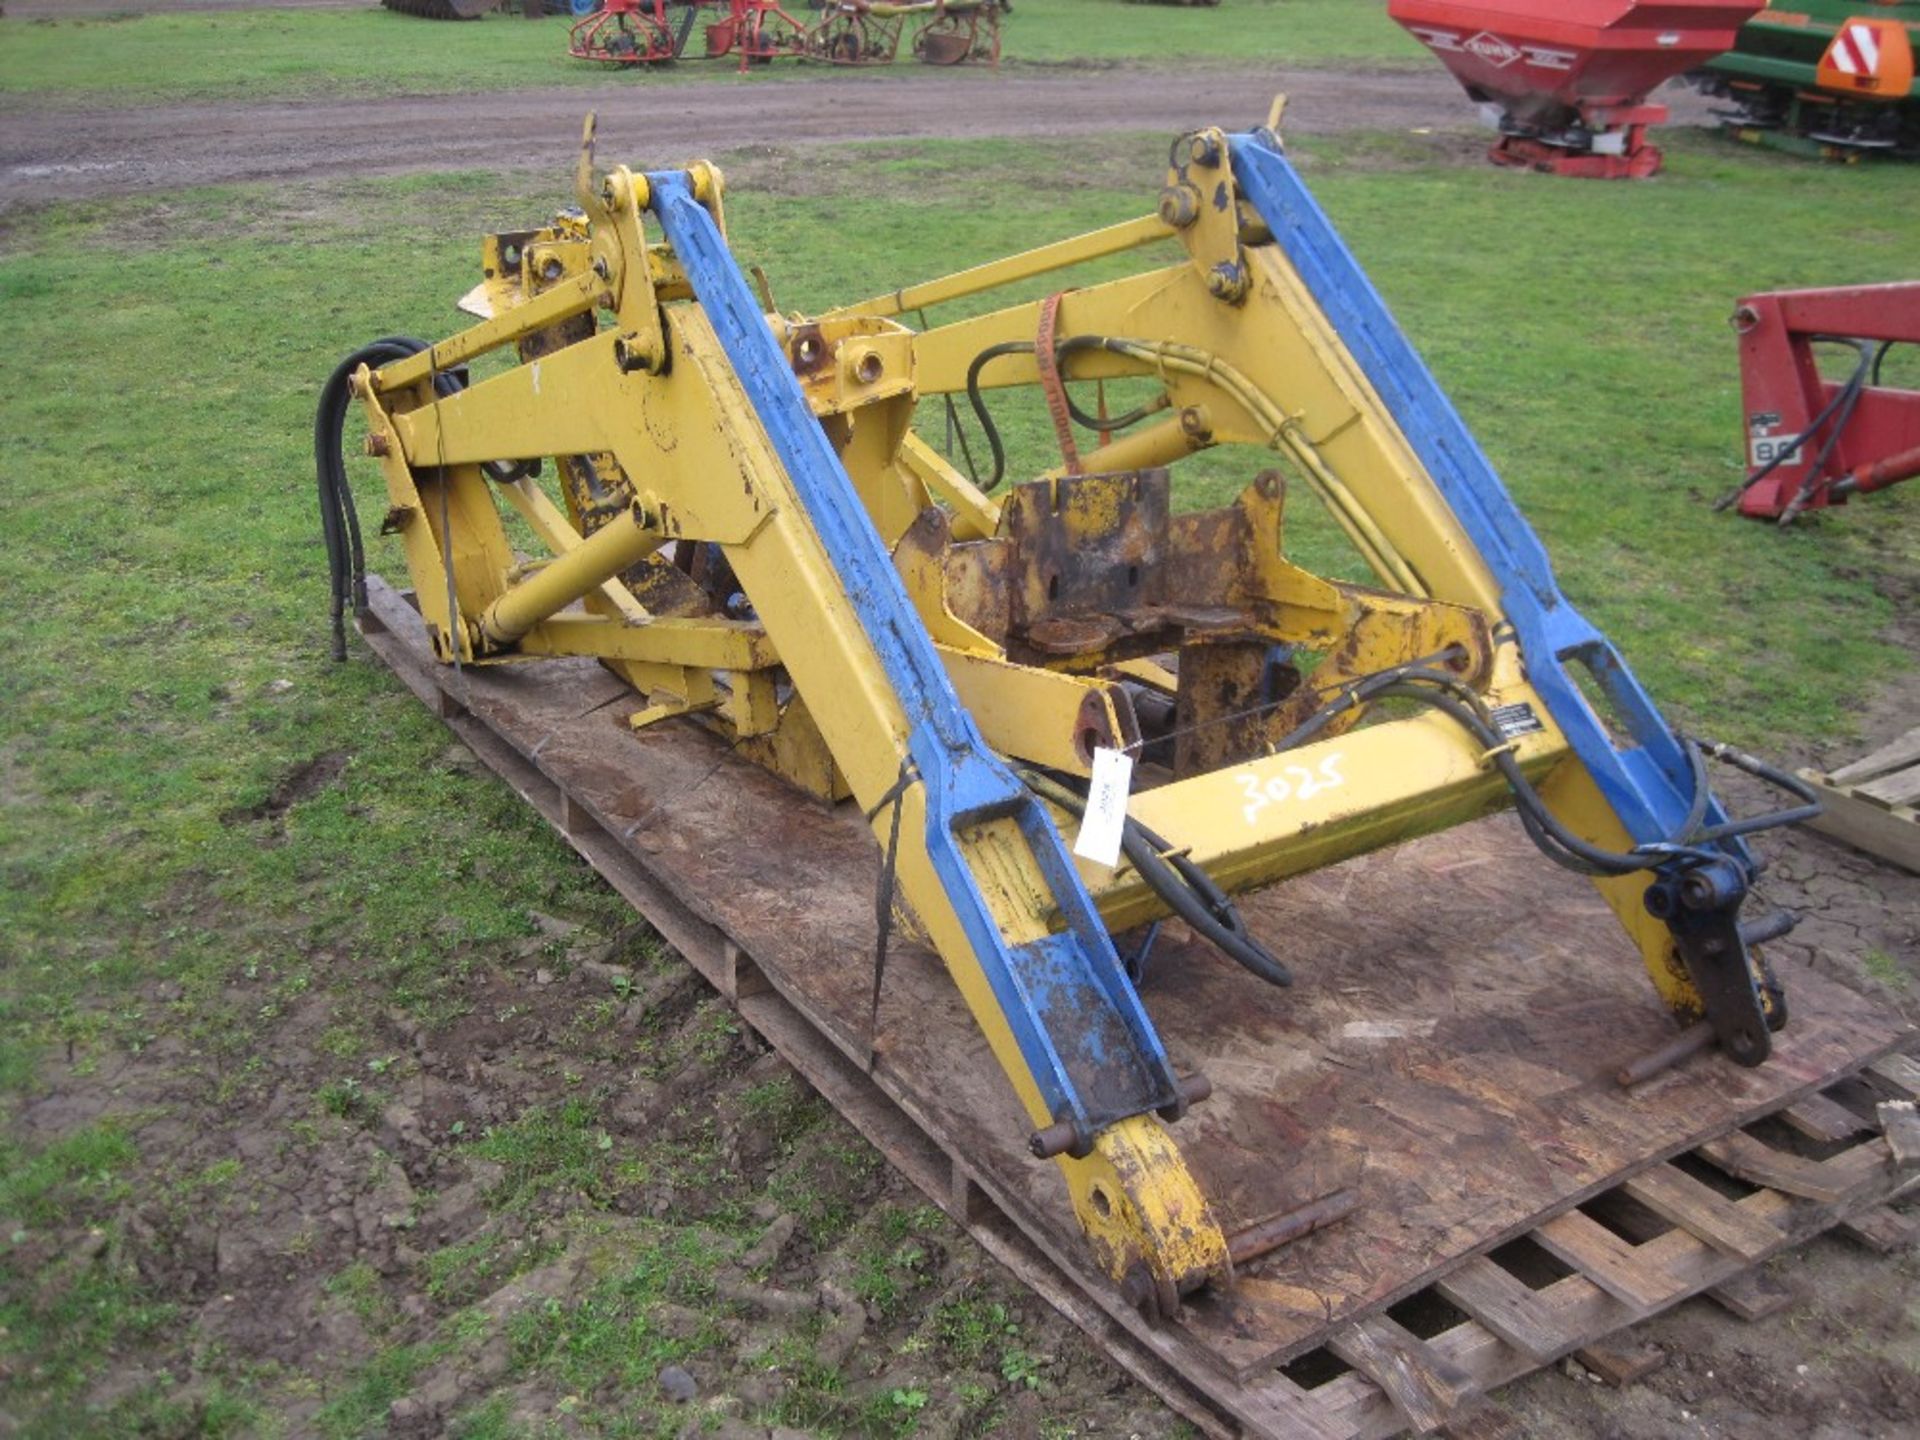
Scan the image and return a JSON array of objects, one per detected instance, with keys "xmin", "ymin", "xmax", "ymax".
[{"xmin": 1463, "ymin": 30, "xmax": 1523, "ymax": 68}]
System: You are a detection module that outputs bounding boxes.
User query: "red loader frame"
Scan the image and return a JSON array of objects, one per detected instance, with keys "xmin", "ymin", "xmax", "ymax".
[{"xmin": 1728, "ymin": 283, "xmax": 1920, "ymax": 522}]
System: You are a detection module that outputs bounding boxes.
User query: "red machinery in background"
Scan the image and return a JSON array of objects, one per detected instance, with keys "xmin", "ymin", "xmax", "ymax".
[
  {"xmin": 1388, "ymin": 0, "xmax": 1763, "ymax": 177},
  {"xmin": 571, "ymin": 0, "xmax": 806, "ymax": 67},
  {"xmin": 570, "ymin": 0, "xmax": 999, "ymax": 67},
  {"xmin": 1723, "ymin": 283, "xmax": 1920, "ymax": 522}
]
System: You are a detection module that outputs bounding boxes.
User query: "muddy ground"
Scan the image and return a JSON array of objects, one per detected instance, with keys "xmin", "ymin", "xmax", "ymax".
[
  {"xmin": 7, "ymin": 681, "xmax": 1917, "ymax": 1440},
  {"xmin": 0, "ymin": 66, "xmax": 1720, "ymax": 210}
]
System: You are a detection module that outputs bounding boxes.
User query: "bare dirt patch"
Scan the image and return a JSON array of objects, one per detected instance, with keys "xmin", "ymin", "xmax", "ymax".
[{"xmin": 0, "ymin": 68, "xmax": 1717, "ymax": 209}]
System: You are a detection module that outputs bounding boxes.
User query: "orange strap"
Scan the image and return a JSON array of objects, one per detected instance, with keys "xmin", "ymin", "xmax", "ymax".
[{"xmin": 1035, "ymin": 291, "xmax": 1081, "ymax": 476}]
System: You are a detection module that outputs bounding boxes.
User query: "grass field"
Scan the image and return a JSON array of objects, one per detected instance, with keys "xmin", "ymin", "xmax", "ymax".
[
  {"xmin": 2, "ymin": 123, "xmax": 1918, "ymax": 1437},
  {"xmin": 0, "ymin": 0, "xmax": 1422, "ymax": 106}
]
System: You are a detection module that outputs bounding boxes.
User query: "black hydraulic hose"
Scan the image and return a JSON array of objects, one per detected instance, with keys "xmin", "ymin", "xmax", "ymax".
[
  {"xmin": 964, "ymin": 335, "xmax": 1166, "ymax": 493},
  {"xmin": 1264, "ymin": 650, "xmax": 1716, "ymax": 868},
  {"xmin": 1020, "ymin": 768, "xmax": 1293, "ymax": 988},
  {"xmin": 1715, "ymin": 338, "xmax": 1872, "ymax": 512},
  {"xmin": 1369, "ymin": 678, "xmax": 1703, "ymax": 876},
  {"xmin": 315, "ymin": 337, "xmax": 464, "ymax": 659},
  {"xmin": 1870, "ymin": 339, "xmax": 1904, "ymax": 387},
  {"xmin": 964, "ymin": 340, "xmax": 1031, "ymax": 492},
  {"xmin": 1123, "ymin": 814, "xmax": 1293, "ymax": 987},
  {"xmin": 1055, "ymin": 335, "xmax": 1163, "ymax": 434},
  {"xmin": 1356, "ymin": 675, "xmax": 1812, "ymax": 879},
  {"xmin": 1685, "ymin": 740, "xmax": 1823, "ymax": 843}
]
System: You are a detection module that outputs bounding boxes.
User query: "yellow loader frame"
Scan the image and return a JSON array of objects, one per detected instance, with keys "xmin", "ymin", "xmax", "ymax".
[{"xmin": 322, "ymin": 113, "xmax": 1810, "ymax": 1313}]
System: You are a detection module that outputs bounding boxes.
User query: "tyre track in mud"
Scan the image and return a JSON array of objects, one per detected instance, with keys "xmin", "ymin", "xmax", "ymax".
[{"xmin": 0, "ymin": 66, "xmax": 1712, "ymax": 209}]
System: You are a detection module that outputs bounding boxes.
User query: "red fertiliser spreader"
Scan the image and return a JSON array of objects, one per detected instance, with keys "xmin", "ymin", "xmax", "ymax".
[{"xmin": 1388, "ymin": 0, "xmax": 1763, "ymax": 177}]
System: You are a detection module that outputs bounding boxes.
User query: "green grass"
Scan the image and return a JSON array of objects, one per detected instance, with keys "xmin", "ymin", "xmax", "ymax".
[
  {"xmin": 0, "ymin": 125, "xmax": 1916, "ymax": 1430},
  {"xmin": 0, "ymin": 0, "xmax": 1419, "ymax": 106}
]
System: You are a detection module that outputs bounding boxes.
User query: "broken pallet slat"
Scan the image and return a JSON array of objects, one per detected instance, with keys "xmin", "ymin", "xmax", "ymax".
[
  {"xmin": 1780, "ymin": 1092, "xmax": 1871, "ymax": 1143},
  {"xmin": 1695, "ymin": 1130, "xmax": 1852, "ymax": 1205},
  {"xmin": 1869, "ymin": 1052, "xmax": 1920, "ymax": 1099},
  {"xmin": 1622, "ymin": 1163, "xmax": 1787, "ymax": 1263},
  {"xmin": 1232, "ymin": 1376, "xmax": 1362, "ymax": 1440},
  {"xmin": 1838, "ymin": 1204, "xmax": 1920, "ymax": 1254},
  {"xmin": 1826, "ymin": 727, "xmax": 1920, "ymax": 786},
  {"xmin": 1878, "ymin": 1101, "xmax": 1920, "ymax": 1170},
  {"xmin": 1434, "ymin": 1257, "xmax": 1568, "ymax": 1363},
  {"xmin": 1705, "ymin": 1266, "xmax": 1793, "ymax": 1322},
  {"xmin": 1328, "ymin": 1315, "xmax": 1478, "ymax": 1436},
  {"xmin": 1534, "ymin": 1211, "xmax": 1683, "ymax": 1312},
  {"xmin": 1574, "ymin": 1336, "xmax": 1666, "ymax": 1387}
]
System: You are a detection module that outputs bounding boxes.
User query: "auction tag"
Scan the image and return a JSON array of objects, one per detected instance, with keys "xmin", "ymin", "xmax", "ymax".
[{"xmin": 1072, "ymin": 747, "xmax": 1134, "ymax": 869}]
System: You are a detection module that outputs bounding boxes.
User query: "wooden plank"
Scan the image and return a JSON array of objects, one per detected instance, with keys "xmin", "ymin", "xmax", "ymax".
[
  {"xmin": 1705, "ymin": 1266, "xmax": 1793, "ymax": 1322},
  {"xmin": 1622, "ymin": 1163, "xmax": 1787, "ymax": 1263},
  {"xmin": 1781, "ymin": 1092, "xmax": 1872, "ymax": 1143},
  {"xmin": 1533, "ymin": 1211, "xmax": 1681, "ymax": 1311},
  {"xmin": 1574, "ymin": 1336, "xmax": 1665, "ymax": 1387},
  {"xmin": 1318, "ymin": 1171, "xmax": 1920, "ymax": 1439},
  {"xmin": 1230, "ymin": 1377, "xmax": 1361, "ymax": 1440},
  {"xmin": 1826, "ymin": 727, "xmax": 1920, "ymax": 785},
  {"xmin": 1695, "ymin": 1131, "xmax": 1853, "ymax": 1205},
  {"xmin": 1863, "ymin": 767, "xmax": 1920, "ymax": 807},
  {"xmin": 1434, "ymin": 1257, "xmax": 1568, "ymax": 1362},
  {"xmin": 1879, "ymin": 1101, "xmax": 1920, "ymax": 1170},
  {"xmin": 1836, "ymin": 1205, "xmax": 1919, "ymax": 1254},
  {"xmin": 1869, "ymin": 1052, "xmax": 1920, "ymax": 1100},
  {"xmin": 1801, "ymin": 782, "xmax": 1920, "ymax": 874},
  {"xmin": 1327, "ymin": 1315, "xmax": 1477, "ymax": 1436}
]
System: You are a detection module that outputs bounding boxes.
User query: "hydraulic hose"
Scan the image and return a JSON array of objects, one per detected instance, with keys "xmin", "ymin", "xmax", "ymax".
[
  {"xmin": 1715, "ymin": 338, "xmax": 1872, "ymax": 514},
  {"xmin": 1021, "ymin": 768, "xmax": 1293, "ymax": 988},
  {"xmin": 964, "ymin": 340, "xmax": 1031, "ymax": 491},
  {"xmin": 314, "ymin": 337, "xmax": 464, "ymax": 659}
]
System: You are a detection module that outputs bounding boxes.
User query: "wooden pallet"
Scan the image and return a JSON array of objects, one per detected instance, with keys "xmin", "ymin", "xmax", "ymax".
[
  {"xmin": 1799, "ymin": 726, "xmax": 1920, "ymax": 873},
  {"xmin": 357, "ymin": 578, "xmax": 1918, "ymax": 1439}
]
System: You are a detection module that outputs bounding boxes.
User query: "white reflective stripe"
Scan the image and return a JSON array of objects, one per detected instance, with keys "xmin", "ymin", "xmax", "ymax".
[
  {"xmin": 1853, "ymin": 23, "xmax": 1881, "ymax": 72},
  {"xmin": 1829, "ymin": 31, "xmax": 1861, "ymax": 74}
]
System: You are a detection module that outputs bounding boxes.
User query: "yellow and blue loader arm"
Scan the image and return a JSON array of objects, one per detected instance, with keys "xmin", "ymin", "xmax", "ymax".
[{"xmin": 317, "ymin": 116, "xmax": 1821, "ymax": 1312}]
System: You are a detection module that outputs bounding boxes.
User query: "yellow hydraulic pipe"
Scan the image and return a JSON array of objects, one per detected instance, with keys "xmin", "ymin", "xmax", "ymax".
[
  {"xmin": 478, "ymin": 500, "xmax": 661, "ymax": 647},
  {"xmin": 829, "ymin": 214, "xmax": 1173, "ymax": 321},
  {"xmin": 1040, "ymin": 406, "xmax": 1203, "ymax": 482}
]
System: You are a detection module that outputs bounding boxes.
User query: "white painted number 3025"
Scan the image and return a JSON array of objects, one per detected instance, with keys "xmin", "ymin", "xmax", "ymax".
[{"xmin": 1235, "ymin": 754, "xmax": 1346, "ymax": 826}]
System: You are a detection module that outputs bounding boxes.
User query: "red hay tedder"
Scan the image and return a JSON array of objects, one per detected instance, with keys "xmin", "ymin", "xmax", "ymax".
[
  {"xmin": 1388, "ymin": 0, "xmax": 1764, "ymax": 177},
  {"xmin": 569, "ymin": 0, "xmax": 1001, "ymax": 69}
]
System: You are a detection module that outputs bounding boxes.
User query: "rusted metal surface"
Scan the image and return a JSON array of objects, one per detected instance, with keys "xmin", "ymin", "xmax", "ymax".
[
  {"xmin": 1226, "ymin": 1188, "xmax": 1361, "ymax": 1269},
  {"xmin": 1617, "ymin": 1021, "xmax": 1718, "ymax": 1089},
  {"xmin": 1002, "ymin": 470, "xmax": 1169, "ymax": 635},
  {"xmin": 1172, "ymin": 636, "xmax": 1301, "ymax": 777}
]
